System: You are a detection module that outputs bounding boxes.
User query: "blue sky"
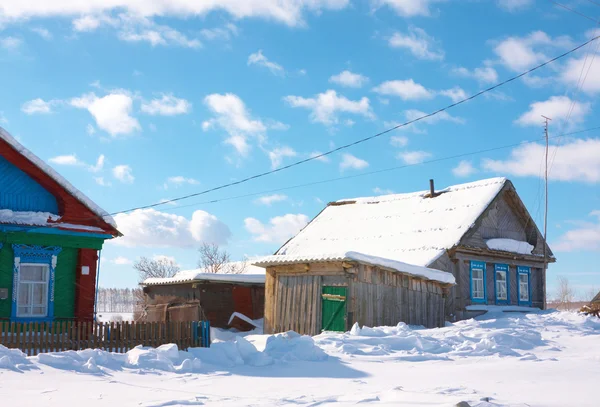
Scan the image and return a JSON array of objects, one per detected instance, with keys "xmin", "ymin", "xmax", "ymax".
[{"xmin": 0, "ymin": 0, "xmax": 599, "ymax": 298}]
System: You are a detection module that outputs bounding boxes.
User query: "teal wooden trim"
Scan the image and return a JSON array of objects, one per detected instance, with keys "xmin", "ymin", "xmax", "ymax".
[
  {"xmin": 517, "ymin": 266, "xmax": 532, "ymax": 306},
  {"xmin": 1, "ymin": 229, "xmax": 106, "ymax": 250},
  {"xmin": 11, "ymin": 244, "xmax": 62, "ymax": 321},
  {"xmin": 470, "ymin": 261, "xmax": 487, "ymax": 304},
  {"xmin": 1, "ymin": 224, "xmax": 112, "ymax": 239}
]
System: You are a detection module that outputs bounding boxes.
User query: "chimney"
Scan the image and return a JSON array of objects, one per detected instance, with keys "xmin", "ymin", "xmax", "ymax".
[{"xmin": 429, "ymin": 179, "xmax": 435, "ymax": 197}]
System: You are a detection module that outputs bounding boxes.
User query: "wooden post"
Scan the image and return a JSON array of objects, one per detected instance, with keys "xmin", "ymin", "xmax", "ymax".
[{"xmin": 264, "ymin": 268, "xmax": 276, "ymax": 334}]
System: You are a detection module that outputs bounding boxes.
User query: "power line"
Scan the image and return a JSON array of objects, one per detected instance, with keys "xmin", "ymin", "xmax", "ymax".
[
  {"xmin": 154, "ymin": 126, "xmax": 600, "ymax": 213},
  {"xmin": 549, "ymin": 1, "xmax": 599, "ymax": 22},
  {"xmin": 6, "ymin": 126, "xmax": 600, "ymax": 238},
  {"xmin": 106, "ymin": 35, "xmax": 600, "ymax": 217}
]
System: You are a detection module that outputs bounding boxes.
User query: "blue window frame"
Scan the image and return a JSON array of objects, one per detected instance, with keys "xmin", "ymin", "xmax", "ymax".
[
  {"xmin": 470, "ymin": 261, "xmax": 487, "ymax": 303},
  {"xmin": 494, "ymin": 264, "xmax": 509, "ymax": 305},
  {"xmin": 517, "ymin": 266, "xmax": 532, "ymax": 306},
  {"xmin": 11, "ymin": 244, "xmax": 62, "ymax": 322}
]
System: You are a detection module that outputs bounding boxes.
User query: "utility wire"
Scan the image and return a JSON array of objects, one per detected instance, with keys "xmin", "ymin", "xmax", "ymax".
[
  {"xmin": 156, "ymin": 127, "xmax": 600, "ymax": 213},
  {"xmin": 105, "ymin": 35, "xmax": 600, "ymax": 218},
  {"xmin": 549, "ymin": 0, "xmax": 600, "ymax": 22}
]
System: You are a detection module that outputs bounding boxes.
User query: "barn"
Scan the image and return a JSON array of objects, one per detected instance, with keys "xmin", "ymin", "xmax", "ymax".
[
  {"xmin": 254, "ymin": 177, "xmax": 554, "ymax": 334},
  {"xmin": 141, "ymin": 262, "xmax": 265, "ymax": 329},
  {"xmin": 0, "ymin": 127, "xmax": 120, "ymax": 323}
]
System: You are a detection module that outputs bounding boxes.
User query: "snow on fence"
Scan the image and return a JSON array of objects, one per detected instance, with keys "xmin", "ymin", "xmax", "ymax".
[{"xmin": 0, "ymin": 320, "xmax": 211, "ymax": 356}]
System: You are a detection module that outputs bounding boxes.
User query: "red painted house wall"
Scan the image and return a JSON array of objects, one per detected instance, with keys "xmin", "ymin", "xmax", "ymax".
[{"xmin": 75, "ymin": 248, "xmax": 99, "ymax": 321}]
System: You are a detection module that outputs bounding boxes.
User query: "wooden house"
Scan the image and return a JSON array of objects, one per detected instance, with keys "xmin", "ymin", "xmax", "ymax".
[
  {"xmin": 254, "ymin": 177, "xmax": 554, "ymax": 334},
  {"xmin": 0, "ymin": 127, "xmax": 120, "ymax": 323},
  {"xmin": 141, "ymin": 262, "xmax": 265, "ymax": 329}
]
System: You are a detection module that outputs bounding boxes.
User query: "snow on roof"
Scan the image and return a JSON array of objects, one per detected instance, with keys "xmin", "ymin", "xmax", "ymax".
[
  {"xmin": 143, "ymin": 261, "xmax": 266, "ymax": 286},
  {"xmin": 276, "ymin": 177, "xmax": 507, "ymax": 267},
  {"xmin": 486, "ymin": 238, "xmax": 534, "ymax": 255},
  {"xmin": 253, "ymin": 251, "xmax": 455, "ymax": 284},
  {"xmin": 0, "ymin": 209, "xmax": 60, "ymax": 226},
  {"xmin": 0, "ymin": 126, "xmax": 117, "ymax": 229}
]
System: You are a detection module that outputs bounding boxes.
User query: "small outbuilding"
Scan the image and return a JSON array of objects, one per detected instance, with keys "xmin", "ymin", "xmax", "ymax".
[
  {"xmin": 141, "ymin": 262, "xmax": 265, "ymax": 329},
  {"xmin": 254, "ymin": 252, "xmax": 455, "ymax": 335}
]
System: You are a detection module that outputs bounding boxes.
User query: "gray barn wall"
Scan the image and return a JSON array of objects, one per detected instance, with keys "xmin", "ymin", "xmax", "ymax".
[{"xmin": 268, "ymin": 262, "xmax": 448, "ymax": 336}]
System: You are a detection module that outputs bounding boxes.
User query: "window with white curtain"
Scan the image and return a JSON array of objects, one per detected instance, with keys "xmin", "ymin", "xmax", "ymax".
[
  {"xmin": 471, "ymin": 268, "xmax": 485, "ymax": 299},
  {"xmin": 17, "ymin": 263, "xmax": 49, "ymax": 318}
]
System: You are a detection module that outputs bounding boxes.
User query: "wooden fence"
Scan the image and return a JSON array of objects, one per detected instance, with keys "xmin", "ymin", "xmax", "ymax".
[{"xmin": 0, "ymin": 320, "xmax": 211, "ymax": 356}]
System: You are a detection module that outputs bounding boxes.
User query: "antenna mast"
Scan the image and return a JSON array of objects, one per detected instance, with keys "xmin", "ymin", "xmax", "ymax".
[{"xmin": 541, "ymin": 115, "xmax": 551, "ymax": 309}]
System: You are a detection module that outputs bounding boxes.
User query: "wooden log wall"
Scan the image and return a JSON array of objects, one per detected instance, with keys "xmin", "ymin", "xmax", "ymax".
[
  {"xmin": 350, "ymin": 264, "xmax": 446, "ymax": 329},
  {"xmin": 453, "ymin": 254, "xmax": 546, "ymax": 314},
  {"xmin": 264, "ymin": 262, "xmax": 449, "ymax": 336}
]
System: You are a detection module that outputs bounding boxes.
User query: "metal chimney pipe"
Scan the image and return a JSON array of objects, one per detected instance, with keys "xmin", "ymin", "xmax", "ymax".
[{"xmin": 429, "ymin": 179, "xmax": 435, "ymax": 197}]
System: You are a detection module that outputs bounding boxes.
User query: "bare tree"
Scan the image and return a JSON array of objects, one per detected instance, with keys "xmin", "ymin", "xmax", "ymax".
[
  {"xmin": 134, "ymin": 256, "xmax": 180, "ymax": 282},
  {"xmin": 198, "ymin": 243, "xmax": 247, "ymax": 274},
  {"xmin": 556, "ymin": 277, "xmax": 575, "ymax": 310}
]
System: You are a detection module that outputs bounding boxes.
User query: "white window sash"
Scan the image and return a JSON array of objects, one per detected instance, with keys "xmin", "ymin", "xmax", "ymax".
[
  {"xmin": 496, "ymin": 271, "xmax": 507, "ymax": 300},
  {"xmin": 16, "ymin": 263, "xmax": 50, "ymax": 318},
  {"xmin": 472, "ymin": 269, "xmax": 484, "ymax": 299}
]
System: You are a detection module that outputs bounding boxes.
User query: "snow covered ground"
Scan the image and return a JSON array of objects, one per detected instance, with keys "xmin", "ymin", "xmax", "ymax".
[{"xmin": 1, "ymin": 310, "xmax": 599, "ymax": 407}]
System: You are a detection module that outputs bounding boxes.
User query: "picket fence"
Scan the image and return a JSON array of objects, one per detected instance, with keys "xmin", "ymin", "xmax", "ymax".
[{"xmin": 0, "ymin": 320, "xmax": 211, "ymax": 356}]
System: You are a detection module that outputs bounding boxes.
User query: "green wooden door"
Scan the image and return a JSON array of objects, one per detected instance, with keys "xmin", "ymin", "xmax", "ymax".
[{"xmin": 321, "ymin": 286, "xmax": 347, "ymax": 332}]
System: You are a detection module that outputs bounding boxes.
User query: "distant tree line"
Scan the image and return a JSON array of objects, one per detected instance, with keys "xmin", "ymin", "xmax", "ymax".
[{"xmin": 96, "ymin": 287, "xmax": 143, "ymax": 313}]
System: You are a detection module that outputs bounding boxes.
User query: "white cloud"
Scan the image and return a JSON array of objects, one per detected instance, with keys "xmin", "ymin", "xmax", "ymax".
[
  {"xmin": 482, "ymin": 138, "xmax": 600, "ymax": 183},
  {"xmin": 89, "ymin": 155, "xmax": 105, "ymax": 172},
  {"xmin": 248, "ymin": 50, "xmax": 284, "ymax": 76},
  {"xmin": 118, "ymin": 19, "xmax": 202, "ymax": 48},
  {"xmin": 284, "ymin": 90, "xmax": 374, "ymax": 125},
  {"xmin": 390, "ymin": 135, "xmax": 409, "ymax": 147},
  {"xmin": 163, "ymin": 176, "xmax": 200, "ymax": 189},
  {"xmin": 388, "ymin": 27, "xmax": 444, "ymax": 60},
  {"xmin": 559, "ymin": 54, "xmax": 600, "ymax": 95},
  {"xmin": 453, "ymin": 66, "xmax": 498, "ymax": 84},
  {"xmin": 202, "ymin": 93, "xmax": 268, "ymax": 156},
  {"xmin": 31, "ymin": 27, "xmax": 52, "ymax": 40},
  {"xmin": 373, "ymin": 187, "xmax": 394, "ymax": 194},
  {"xmin": 94, "ymin": 176, "xmax": 111, "ymax": 187},
  {"xmin": 254, "ymin": 194, "xmax": 288, "ymax": 205},
  {"xmin": 49, "ymin": 153, "xmax": 105, "ymax": 173},
  {"xmin": 87, "ymin": 124, "xmax": 96, "ymax": 135},
  {"xmin": 111, "ymin": 256, "xmax": 132, "ymax": 265},
  {"xmin": 22, "ymin": 98, "xmax": 55, "ymax": 114},
  {"xmin": 268, "ymin": 146, "xmax": 297, "ymax": 169},
  {"xmin": 200, "ymin": 23, "xmax": 238, "ymax": 41},
  {"xmin": 0, "ymin": 36, "xmax": 22, "ymax": 50},
  {"xmin": 113, "ymin": 208, "xmax": 231, "ymax": 248},
  {"xmin": 494, "ymin": 31, "xmax": 573, "ymax": 72},
  {"xmin": 515, "ymin": 96, "xmax": 591, "ymax": 127},
  {"xmin": 452, "ymin": 160, "xmax": 477, "ymax": 177},
  {"xmin": 372, "ymin": 79, "xmax": 434, "ymax": 100},
  {"xmin": 141, "ymin": 94, "xmax": 191, "ymax": 116},
  {"xmin": 373, "ymin": 0, "xmax": 444, "ymax": 17},
  {"xmin": 112, "ymin": 164, "xmax": 135, "ymax": 184},
  {"xmin": 244, "ymin": 213, "xmax": 309, "ymax": 243},
  {"xmin": 72, "ymin": 14, "xmax": 114, "ymax": 32},
  {"xmin": 339, "ymin": 153, "xmax": 369, "ymax": 171},
  {"xmin": 439, "ymin": 86, "xmax": 467, "ymax": 102},
  {"xmin": 3, "ymin": 1, "xmax": 349, "ymax": 28},
  {"xmin": 553, "ymin": 211, "xmax": 600, "ymax": 252},
  {"xmin": 49, "ymin": 155, "xmax": 82, "ymax": 166},
  {"xmin": 329, "ymin": 70, "xmax": 369, "ymax": 88},
  {"xmin": 497, "ymin": 0, "xmax": 533, "ymax": 12},
  {"xmin": 397, "ymin": 150, "xmax": 432, "ymax": 164},
  {"xmin": 70, "ymin": 92, "xmax": 141, "ymax": 136}
]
